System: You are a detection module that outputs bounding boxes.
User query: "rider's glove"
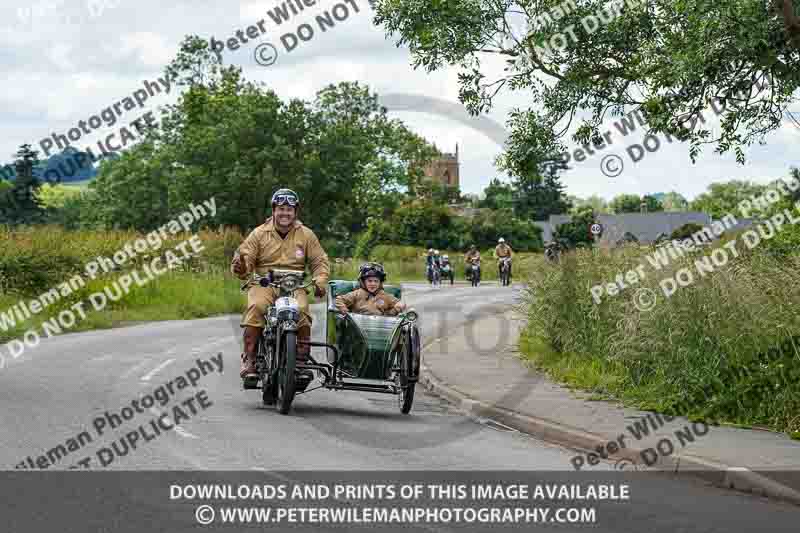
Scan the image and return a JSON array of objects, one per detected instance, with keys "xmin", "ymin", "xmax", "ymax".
[
  {"xmin": 231, "ymin": 252, "xmax": 248, "ymax": 276},
  {"xmin": 314, "ymin": 281, "xmax": 326, "ymax": 298}
]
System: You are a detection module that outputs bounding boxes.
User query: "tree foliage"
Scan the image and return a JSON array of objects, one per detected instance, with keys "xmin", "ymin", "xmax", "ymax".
[
  {"xmin": 660, "ymin": 191, "xmax": 689, "ymax": 211},
  {"xmin": 85, "ymin": 36, "xmax": 436, "ymax": 239},
  {"xmin": 609, "ymin": 194, "xmax": 643, "ymax": 214},
  {"xmin": 689, "ymin": 180, "xmax": 768, "ymax": 218},
  {"xmin": 553, "ymin": 207, "xmax": 595, "ymax": 248},
  {"xmin": 372, "ymin": 0, "xmax": 800, "ymax": 170},
  {"xmin": 569, "ymin": 194, "xmax": 609, "ymax": 214},
  {"xmin": 479, "ymin": 178, "xmax": 514, "ymax": 210},
  {"xmin": 512, "ymin": 172, "xmax": 571, "ymax": 220},
  {"xmin": 0, "ymin": 144, "xmax": 45, "ymax": 225}
]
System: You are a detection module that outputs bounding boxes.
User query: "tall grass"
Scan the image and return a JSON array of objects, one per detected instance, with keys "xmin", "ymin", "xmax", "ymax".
[
  {"xmin": 0, "ymin": 225, "xmax": 546, "ymax": 346},
  {"xmin": 521, "ymin": 243, "xmax": 800, "ymax": 436}
]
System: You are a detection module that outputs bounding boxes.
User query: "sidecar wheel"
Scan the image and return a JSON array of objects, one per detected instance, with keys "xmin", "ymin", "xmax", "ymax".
[{"xmin": 397, "ymin": 339, "xmax": 416, "ymax": 414}]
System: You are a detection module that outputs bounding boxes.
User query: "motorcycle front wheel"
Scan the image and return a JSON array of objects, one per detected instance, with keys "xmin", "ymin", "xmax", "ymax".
[{"xmin": 276, "ymin": 330, "xmax": 297, "ymax": 414}]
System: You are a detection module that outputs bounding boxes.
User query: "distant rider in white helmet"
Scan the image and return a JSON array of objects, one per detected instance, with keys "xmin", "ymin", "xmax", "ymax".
[{"xmin": 494, "ymin": 237, "xmax": 514, "ymax": 280}]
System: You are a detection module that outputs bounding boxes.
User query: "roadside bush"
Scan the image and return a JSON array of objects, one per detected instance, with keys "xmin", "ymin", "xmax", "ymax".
[
  {"xmin": 670, "ymin": 223, "xmax": 704, "ymax": 240},
  {"xmin": 522, "ymin": 242, "xmax": 800, "ymax": 436},
  {"xmin": 553, "ymin": 208, "xmax": 594, "ymax": 248}
]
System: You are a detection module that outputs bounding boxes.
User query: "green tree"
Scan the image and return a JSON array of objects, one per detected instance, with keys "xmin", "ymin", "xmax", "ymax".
[
  {"xmin": 759, "ymin": 167, "xmax": 800, "ymax": 255},
  {"xmin": 468, "ymin": 208, "xmax": 543, "ymax": 251},
  {"xmin": 479, "ymin": 178, "xmax": 514, "ymax": 210},
  {"xmin": 568, "ymin": 194, "xmax": 609, "ymax": 214},
  {"xmin": 553, "ymin": 208, "xmax": 595, "ymax": 248},
  {"xmin": 87, "ymin": 37, "xmax": 436, "ymax": 239},
  {"xmin": 661, "ymin": 191, "xmax": 689, "ymax": 211},
  {"xmin": 511, "ymin": 171, "xmax": 571, "ymax": 221},
  {"xmin": 689, "ymin": 180, "xmax": 768, "ymax": 218},
  {"xmin": 641, "ymin": 194, "xmax": 665, "ymax": 213},
  {"xmin": 372, "ymin": 0, "xmax": 800, "ymax": 170},
  {"xmin": 0, "ymin": 144, "xmax": 45, "ymax": 225},
  {"xmin": 609, "ymin": 194, "xmax": 643, "ymax": 214}
]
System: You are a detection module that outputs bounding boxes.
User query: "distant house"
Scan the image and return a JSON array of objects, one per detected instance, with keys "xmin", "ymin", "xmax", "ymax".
[{"xmin": 537, "ymin": 212, "xmax": 756, "ymax": 246}]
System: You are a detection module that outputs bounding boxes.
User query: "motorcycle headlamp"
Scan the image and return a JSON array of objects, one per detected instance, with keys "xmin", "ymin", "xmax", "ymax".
[{"xmin": 280, "ymin": 277, "xmax": 298, "ymax": 292}]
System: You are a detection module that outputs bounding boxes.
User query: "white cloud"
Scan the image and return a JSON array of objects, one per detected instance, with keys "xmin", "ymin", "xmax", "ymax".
[
  {"xmin": 0, "ymin": 0, "xmax": 797, "ymax": 203},
  {"xmin": 117, "ymin": 32, "xmax": 175, "ymax": 67}
]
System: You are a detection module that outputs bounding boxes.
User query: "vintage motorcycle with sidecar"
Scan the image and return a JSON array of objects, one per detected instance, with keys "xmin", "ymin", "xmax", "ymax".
[{"xmin": 244, "ymin": 270, "xmax": 421, "ymax": 415}]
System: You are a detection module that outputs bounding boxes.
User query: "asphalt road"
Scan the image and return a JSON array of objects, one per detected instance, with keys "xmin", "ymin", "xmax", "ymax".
[{"xmin": 0, "ymin": 283, "xmax": 797, "ymax": 532}]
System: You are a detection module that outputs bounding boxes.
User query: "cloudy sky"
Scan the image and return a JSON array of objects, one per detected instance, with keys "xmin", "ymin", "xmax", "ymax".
[{"xmin": 2, "ymin": 0, "xmax": 799, "ymax": 201}]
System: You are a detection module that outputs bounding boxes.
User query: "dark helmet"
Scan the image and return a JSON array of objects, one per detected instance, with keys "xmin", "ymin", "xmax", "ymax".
[
  {"xmin": 358, "ymin": 262, "xmax": 386, "ymax": 286},
  {"xmin": 270, "ymin": 188, "xmax": 300, "ymax": 209}
]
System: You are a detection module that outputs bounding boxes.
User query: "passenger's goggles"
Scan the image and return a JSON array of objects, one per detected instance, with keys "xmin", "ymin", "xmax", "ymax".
[{"xmin": 273, "ymin": 194, "xmax": 298, "ymax": 206}]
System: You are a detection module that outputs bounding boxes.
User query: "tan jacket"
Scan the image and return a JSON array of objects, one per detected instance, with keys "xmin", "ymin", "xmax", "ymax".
[
  {"xmin": 464, "ymin": 250, "xmax": 481, "ymax": 264},
  {"xmin": 231, "ymin": 217, "xmax": 330, "ymax": 292},
  {"xmin": 494, "ymin": 243, "xmax": 513, "ymax": 259},
  {"xmin": 335, "ymin": 288, "xmax": 403, "ymax": 316}
]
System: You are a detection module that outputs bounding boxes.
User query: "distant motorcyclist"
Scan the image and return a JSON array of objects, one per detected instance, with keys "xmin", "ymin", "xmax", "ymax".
[
  {"xmin": 335, "ymin": 262, "xmax": 406, "ymax": 316},
  {"xmin": 426, "ymin": 249, "xmax": 441, "ymax": 285},
  {"xmin": 495, "ymin": 238, "xmax": 514, "ymax": 279},
  {"xmin": 464, "ymin": 244, "xmax": 480, "ymax": 280},
  {"xmin": 440, "ymin": 254, "xmax": 454, "ymax": 284}
]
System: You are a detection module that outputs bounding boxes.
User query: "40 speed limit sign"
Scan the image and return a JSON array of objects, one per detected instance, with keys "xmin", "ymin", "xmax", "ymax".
[{"xmin": 590, "ymin": 223, "xmax": 603, "ymax": 236}]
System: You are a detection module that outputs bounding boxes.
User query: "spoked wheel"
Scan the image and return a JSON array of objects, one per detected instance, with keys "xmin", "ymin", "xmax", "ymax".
[
  {"xmin": 276, "ymin": 330, "xmax": 297, "ymax": 414},
  {"xmin": 396, "ymin": 339, "xmax": 415, "ymax": 414}
]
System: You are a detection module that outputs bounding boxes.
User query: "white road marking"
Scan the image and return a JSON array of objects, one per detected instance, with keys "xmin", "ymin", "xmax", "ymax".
[
  {"xmin": 88, "ymin": 355, "xmax": 112, "ymax": 362},
  {"xmin": 140, "ymin": 358, "xmax": 175, "ymax": 381},
  {"xmin": 149, "ymin": 407, "xmax": 199, "ymax": 439},
  {"xmin": 120, "ymin": 359, "xmax": 153, "ymax": 379}
]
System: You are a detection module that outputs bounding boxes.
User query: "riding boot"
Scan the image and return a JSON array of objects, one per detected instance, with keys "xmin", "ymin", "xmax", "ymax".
[
  {"xmin": 296, "ymin": 324, "xmax": 314, "ymax": 383},
  {"xmin": 240, "ymin": 326, "xmax": 262, "ymax": 386}
]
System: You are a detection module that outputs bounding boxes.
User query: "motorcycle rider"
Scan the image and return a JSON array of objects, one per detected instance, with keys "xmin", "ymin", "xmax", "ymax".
[
  {"xmin": 464, "ymin": 244, "xmax": 480, "ymax": 280},
  {"xmin": 335, "ymin": 262, "xmax": 406, "ymax": 316},
  {"xmin": 494, "ymin": 237, "xmax": 514, "ymax": 280},
  {"xmin": 425, "ymin": 248, "xmax": 441, "ymax": 284},
  {"xmin": 230, "ymin": 188, "xmax": 330, "ymax": 385},
  {"xmin": 440, "ymin": 254, "xmax": 453, "ymax": 284}
]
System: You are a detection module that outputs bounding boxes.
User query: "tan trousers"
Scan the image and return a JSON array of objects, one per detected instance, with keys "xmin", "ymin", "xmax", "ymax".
[{"xmin": 240, "ymin": 285, "xmax": 312, "ymax": 329}]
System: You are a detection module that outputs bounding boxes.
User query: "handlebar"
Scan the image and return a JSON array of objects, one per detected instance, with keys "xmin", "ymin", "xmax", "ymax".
[{"xmin": 241, "ymin": 270, "xmax": 314, "ymax": 293}]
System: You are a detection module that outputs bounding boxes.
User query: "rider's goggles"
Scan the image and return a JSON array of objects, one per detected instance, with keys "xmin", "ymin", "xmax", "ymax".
[{"xmin": 273, "ymin": 194, "xmax": 299, "ymax": 206}]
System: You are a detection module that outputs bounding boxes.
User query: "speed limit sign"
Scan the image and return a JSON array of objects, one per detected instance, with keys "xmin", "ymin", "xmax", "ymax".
[{"xmin": 590, "ymin": 223, "xmax": 603, "ymax": 235}]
